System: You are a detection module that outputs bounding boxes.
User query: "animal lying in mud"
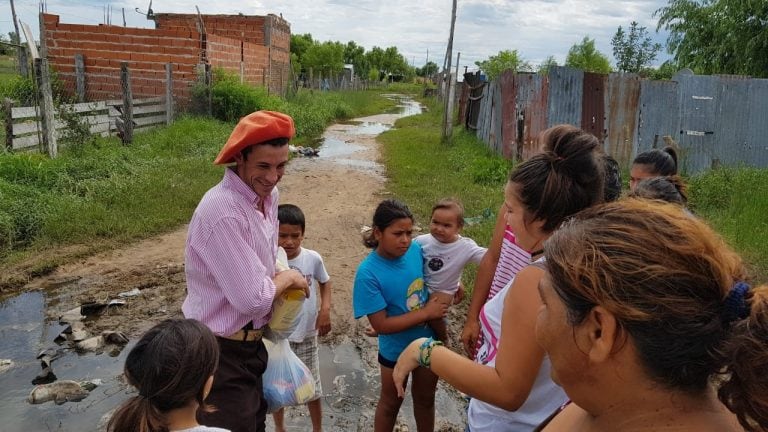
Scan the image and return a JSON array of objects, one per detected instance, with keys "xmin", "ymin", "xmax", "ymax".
[{"xmin": 27, "ymin": 379, "xmax": 100, "ymax": 405}]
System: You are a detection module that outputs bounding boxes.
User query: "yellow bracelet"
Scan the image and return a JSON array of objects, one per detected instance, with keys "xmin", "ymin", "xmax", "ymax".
[{"xmin": 417, "ymin": 337, "xmax": 443, "ymax": 368}]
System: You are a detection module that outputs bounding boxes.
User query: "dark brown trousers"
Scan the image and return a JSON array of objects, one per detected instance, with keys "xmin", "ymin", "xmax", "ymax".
[{"xmin": 198, "ymin": 336, "xmax": 269, "ymax": 432}]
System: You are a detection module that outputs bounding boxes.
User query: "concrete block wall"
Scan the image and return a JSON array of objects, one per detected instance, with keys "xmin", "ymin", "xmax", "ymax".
[
  {"xmin": 266, "ymin": 14, "xmax": 291, "ymax": 93},
  {"xmin": 43, "ymin": 13, "xmax": 200, "ymax": 103},
  {"xmin": 154, "ymin": 13, "xmax": 290, "ymax": 95}
]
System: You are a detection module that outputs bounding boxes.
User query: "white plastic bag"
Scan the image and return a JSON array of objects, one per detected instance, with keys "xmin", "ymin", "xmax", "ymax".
[{"xmin": 262, "ymin": 338, "xmax": 316, "ymax": 413}]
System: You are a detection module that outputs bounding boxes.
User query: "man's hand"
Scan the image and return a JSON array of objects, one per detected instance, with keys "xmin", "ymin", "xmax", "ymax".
[
  {"xmin": 273, "ymin": 269, "xmax": 310, "ymax": 298},
  {"xmin": 316, "ymin": 308, "xmax": 331, "ymax": 336}
]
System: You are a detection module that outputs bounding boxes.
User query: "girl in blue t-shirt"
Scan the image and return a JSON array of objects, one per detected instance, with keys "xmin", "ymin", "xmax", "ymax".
[{"xmin": 353, "ymin": 199, "xmax": 448, "ymax": 432}]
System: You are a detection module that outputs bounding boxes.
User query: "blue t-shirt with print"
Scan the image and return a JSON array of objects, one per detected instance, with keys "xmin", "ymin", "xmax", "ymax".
[{"xmin": 353, "ymin": 242, "xmax": 435, "ymax": 362}]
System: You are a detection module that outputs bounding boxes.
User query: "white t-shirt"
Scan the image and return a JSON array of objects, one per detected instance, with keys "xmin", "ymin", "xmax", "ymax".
[
  {"xmin": 414, "ymin": 234, "xmax": 486, "ymax": 295},
  {"xmin": 172, "ymin": 426, "xmax": 230, "ymax": 432},
  {"xmin": 286, "ymin": 247, "xmax": 331, "ymax": 342},
  {"xmin": 468, "ymin": 258, "xmax": 568, "ymax": 431}
]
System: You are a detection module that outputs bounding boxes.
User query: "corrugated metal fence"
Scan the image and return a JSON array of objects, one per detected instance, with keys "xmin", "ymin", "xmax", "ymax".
[{"xmin": 460, "ymin": 66, "xmax": 768, "ymax": 174}]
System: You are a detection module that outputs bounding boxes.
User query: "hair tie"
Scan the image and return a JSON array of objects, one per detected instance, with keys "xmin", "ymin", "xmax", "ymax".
[
  {"xmin": 722, "ymin": 281, "xmax": 751, "ymax": 324},
  {"xmin": 360, "ymin": 225, "xmax": 373, "ymax": 235}
]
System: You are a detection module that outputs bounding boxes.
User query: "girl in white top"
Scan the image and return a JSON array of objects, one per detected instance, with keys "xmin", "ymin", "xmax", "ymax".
[
  {"xmin": 106, "ymin": 319, "xmax": 229, "ymax": 432},
  {"xmin": 392, "ymin": 124, "xmax": 606, "ymax": 431}
]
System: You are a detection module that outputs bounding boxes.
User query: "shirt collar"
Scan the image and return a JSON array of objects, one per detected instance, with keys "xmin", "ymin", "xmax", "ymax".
[{"xmin": 222, "ymin": 167, "xmax": 275, "ymax": 208}]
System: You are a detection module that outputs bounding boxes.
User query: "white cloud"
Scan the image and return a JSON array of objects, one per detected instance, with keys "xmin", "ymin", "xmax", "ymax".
[{"xmin": 0, "ymin": 0, "xmax": 670, "ymax": 71}]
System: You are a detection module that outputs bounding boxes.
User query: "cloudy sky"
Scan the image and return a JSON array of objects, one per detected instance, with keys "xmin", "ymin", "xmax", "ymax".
[{"xmin": 1, "ymin": 0, "xmax": 671, "ymax": 70}]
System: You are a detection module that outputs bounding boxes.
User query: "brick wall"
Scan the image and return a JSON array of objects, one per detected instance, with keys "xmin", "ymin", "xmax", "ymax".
[
  {"xmin": 43, "ymin": 13, "xmax": 200, "ymax": 103},
  {"xmin": 266, "ymin": 14, "xmax": 291, "ymax": 93},
  {"xmin": 155, "ymin": 13, "xmax": 290, "ymax": 95},
  {"xmin": 207, "ymin": 34, "xmax": 269, "ymax": 88},
  {"xmin": 154, "ymin": 14, "xmax": 267, "ymax": 45}
]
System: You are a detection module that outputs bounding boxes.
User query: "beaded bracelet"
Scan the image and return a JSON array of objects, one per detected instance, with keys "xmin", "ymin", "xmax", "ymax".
[{"xmin": 417, "ymin": 337, "xmax": 444, "ymax": 368}]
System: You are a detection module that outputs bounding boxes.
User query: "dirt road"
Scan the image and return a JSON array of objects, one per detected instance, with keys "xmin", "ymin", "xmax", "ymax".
[{"xmin": 1, "ymin": 98, "xmax": 466, "ymax": 431}]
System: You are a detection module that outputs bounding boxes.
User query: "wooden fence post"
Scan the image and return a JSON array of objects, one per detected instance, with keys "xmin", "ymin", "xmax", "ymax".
[
  {"xmin": 118, "ymin": 62, "xmax": 134, "ymax": 144},
  {"xmin": 75, "ymin": 54, "xmax": 85, "ymax": 102},
  {"xmin": 3, "ymin": 98, "xmax": 13, "ymax": 150},
  {"xmin": 165, "ymin": 63, "xmax": 174, "ymax": 125},
  {"xmin": 35, "ymin": 57, "xmax": 57, "ymax": 157},
  {"xmin": 205, "ymin": 63, "xmax": 212, "ymax": 117}
]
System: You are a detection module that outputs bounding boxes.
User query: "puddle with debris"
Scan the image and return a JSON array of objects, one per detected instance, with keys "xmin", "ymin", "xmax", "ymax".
[
  {"xmin": 313, "ymin": 95, "xmax": 422, "ymax": 176},
  {"xmin": 0, "ymin": 289, "xmax": 133, "ymax": 432}
]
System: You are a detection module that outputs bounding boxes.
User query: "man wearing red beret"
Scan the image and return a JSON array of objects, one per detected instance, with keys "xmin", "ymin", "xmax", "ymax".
[{"xmin": 183, "ymin": 111, "xmax": 309, "ymax": 432}]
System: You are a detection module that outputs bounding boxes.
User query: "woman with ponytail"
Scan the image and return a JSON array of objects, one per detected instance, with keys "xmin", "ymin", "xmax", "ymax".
[
  {"xmin": 393, "ymin": 125, "xmax": 606, "ymax": 431},
  {"xmin": 630, "ymin": 146, "xmax": 679, "ymax": 190},
  {"xmin": 107, "ymin": 319, "xmax": 224, "ymax": 432},
  {"xmin": 535, "ymin": 199, "xmax": 768, "ymax": 431}
]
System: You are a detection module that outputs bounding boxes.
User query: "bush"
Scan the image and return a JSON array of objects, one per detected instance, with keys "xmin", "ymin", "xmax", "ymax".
[{"xmin": 0, "ymin": 74, "xmax": 35, "ymax": 105}]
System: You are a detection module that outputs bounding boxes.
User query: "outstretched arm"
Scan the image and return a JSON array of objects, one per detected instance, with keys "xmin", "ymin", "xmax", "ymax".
[
  {"xmin": 461, "ymin": 205, "xmax": 506, "ymax": 356},
  {"xmin": 397, "ymin": 266, "xmax": 545, "ymax": 410}
]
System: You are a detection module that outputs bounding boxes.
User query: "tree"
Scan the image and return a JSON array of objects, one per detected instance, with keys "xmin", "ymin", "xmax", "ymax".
[
  {"xmin": 644, "ymin": 60, "xmax": 679, "ymax": 80},
  {"xmin": 418, "ymin": 61, "xmax": 439, "ymax": 77},
  {"xmin": 566, "ymin": 37, "xmax": 612, "ymax": 73},
  {"xmin": 474, "ymin": 49, "xmax": 532, "ymax": 80},
  {"xmin": 343, "ymin": 41, "xmax": 367, "ymax": 78},
  {"xmin": 611, "ymin": 21, "xmax": 662, "ymax": 73},
  {"xmin": 290, "ymin": 33, "xmax": 314, "ymax": 74},
  {"xmin": 655, "ymin": 0, "xmax": 768, "ymax": 78},
  {"xmin": 302, "ymin": 41, "xmax": 345, "ymax": 76},
  {"xmin": 537, "ymin": 55, "xmax": 559, "ymax": 74}
]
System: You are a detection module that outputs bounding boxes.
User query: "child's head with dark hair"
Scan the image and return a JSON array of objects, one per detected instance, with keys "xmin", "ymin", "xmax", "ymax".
[
  {"xmin": 278, "ymin": 204, "xmax": 306, "ymax": 260},
  {"xmin": 106, "ymin": 319, "xmax": 219, "ymax": 432},
  {"xmin": 429, "ymin": 198, "xmax": 465, "ymax": 244},
  {"xmin": 363, "ymin": 199, "xmax": 414, "ymax": 256},
  {"xmin": 278, "ymin": 204, "xmax": 306, "ymax": 233},
  {"xmin": 629, "ymin": 176, "xmax": 688, "ymax": 206},
  {"xmin": 630, "ymin": 146, "xmax": 678, "ymax": 190},
  {"xmin": 602, "ymin": 154, "xmax": 622, "ymax": 202}
]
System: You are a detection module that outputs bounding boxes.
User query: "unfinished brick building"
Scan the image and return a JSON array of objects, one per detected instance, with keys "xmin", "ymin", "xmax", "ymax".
[{"xmin": 43, "ymin": 11, "xmax": 291, "ymax": 106}]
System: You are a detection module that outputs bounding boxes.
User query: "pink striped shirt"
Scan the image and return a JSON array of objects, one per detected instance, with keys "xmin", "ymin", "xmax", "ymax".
[
  {"xmin": 473, "ymin": 225, "xmax": 530, "ymax": 357},
  {"xmin": 488, "ymin": 227, "xmax": 531, "ymax": 299},
  {"xmin": 183, "ymin": 168, "xmax": 278, "ymax": 336}
]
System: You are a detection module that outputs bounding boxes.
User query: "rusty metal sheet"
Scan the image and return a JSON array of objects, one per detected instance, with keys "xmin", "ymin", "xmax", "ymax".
[
  {"xmin": 636, "ymin": 79, "xmax": 680, "ymax": 160},
  {"xmin": 581, "ymin": 72, "xmax": 605, "ymax": 142},
  {"xmin": 478, "ymin": 83, "xmax": 492, "ymax": 145},
  {"xmin": 500, "ymin": 69, "xmax": 516, "ymax": 159},
  {"xmin": 675, "ymin": 73, "xmax": 719, "ymax": 174},
  {"xmin": 491, "ymin": 80, "xmax": 503, "ymax": 154},
  {"xmin": 464, "ymin": 71, "xmax": 484, "ymax": 130},
  {"xmin": 604, "ymin": 73, "xmax": 641, "ymax": 167},
  {"xmin": 713, "ymin": 75, "xmax": 757, "ymax": 169},
  {"xmin": 547, "ymin": 66, "xmax": 582, "ymax": 127},
  {"xmin": 514, "ymin": 73, "xmax": 548, "ymax": 160}
]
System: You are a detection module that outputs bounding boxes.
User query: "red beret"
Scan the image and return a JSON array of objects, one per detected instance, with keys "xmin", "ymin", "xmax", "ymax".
[{"xmin": 214, "ymin": 111, "xmax": 295, "ymax": 165}]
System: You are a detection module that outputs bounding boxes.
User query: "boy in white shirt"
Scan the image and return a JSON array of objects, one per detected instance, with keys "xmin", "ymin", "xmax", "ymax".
[
  {"xmin": 272, "ymin": 204, "xmax": 332, "ymax": 432},
  {"xmin": 415, "ymin": 198, "xmax": 487, "ymax": 344}
]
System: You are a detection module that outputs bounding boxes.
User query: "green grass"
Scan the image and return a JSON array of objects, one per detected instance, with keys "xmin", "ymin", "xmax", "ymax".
[
  {"xmin": 688, "ymin": 167, "xmax": 768, "ymax": 278},
  {"xmin": 0, "ymin": 89, "xmax": 397, "ymax": 287},
  {"xmin": 378, "ymin": 97, "xmax": 514, "ymax": 289}
]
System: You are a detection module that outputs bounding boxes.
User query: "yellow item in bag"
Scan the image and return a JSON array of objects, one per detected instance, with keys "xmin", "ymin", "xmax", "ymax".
[{"xmin": 268, "ymin": 247, "xmax": 305, "ymax": 339}]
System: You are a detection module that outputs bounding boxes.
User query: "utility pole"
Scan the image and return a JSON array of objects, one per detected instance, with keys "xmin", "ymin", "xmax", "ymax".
[
  {"xmin": 441, "ymin": 0, "xmax": 457, "ymax": 142},
  {"xmin": 9, "ymin": 0, "xmax": 27, "ymax": 76}
]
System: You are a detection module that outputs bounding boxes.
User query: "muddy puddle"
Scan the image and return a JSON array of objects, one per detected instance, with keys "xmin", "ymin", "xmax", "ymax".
[{"xmin": 0, "ymin": 94, "xmax": 467, "ymax": 431}]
